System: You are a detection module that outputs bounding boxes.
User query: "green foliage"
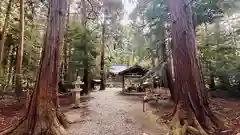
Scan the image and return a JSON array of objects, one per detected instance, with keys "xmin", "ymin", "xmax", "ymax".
[
  {"xmin": 197, "ymin": 19, "xmax": 240, "ymax": 89},
  {"xmin": 128, "ymin": 0, "xmax": 240, "ymax": 92},
  {"xmin": 0, "ymin": 0, "xmax": 240, "ymax": 94},
  {"xmin": 68, "ymin": 24, "xmax": 99, "ymax": 77},
  {"xmin": 192, "ymin": 0, "xmax": 224, "ymax": 24},
  {"xmin": 0, "ymin": 0, "xmax": 46, "ymax": 87}
]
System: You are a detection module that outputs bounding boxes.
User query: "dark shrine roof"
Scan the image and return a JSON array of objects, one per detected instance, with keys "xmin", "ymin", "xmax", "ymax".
[{"xmin": 118, "ymin": 65, "xmax": 148, "ymax": 76}]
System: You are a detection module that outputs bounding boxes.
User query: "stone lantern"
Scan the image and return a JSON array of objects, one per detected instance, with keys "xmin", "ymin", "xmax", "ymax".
[
  {"xmin": 74, "ymin": 76, "xmax": 82, "ymax": 89},
  {"xmin": 71, "ymin": 76, "xmax": 83, "ymax": 108}
]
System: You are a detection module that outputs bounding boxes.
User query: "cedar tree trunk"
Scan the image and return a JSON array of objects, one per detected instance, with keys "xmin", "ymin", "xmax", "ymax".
[
  {"xmin": 161, "ymin": 30, "xmax": 169, "ymax": 88},
  {"xmin": 15, "ymin": 0, "xmax": 25, "ymax": 97},
  {"xmin": 163, "ymin": 41, "xmax": 175, "ymax": 102},
  {"xmin": 81, "ymin": 0, "xmax": 90, "ymax": 94},
  {"xmin": 63, "ymin": 2, "xmax": 70, "ymax": 81},
  {"xmin": 99, "ymin": 21, "xmax": 106, "ymax": 90},
  {"xmin": 0, "ymin": 0, "xmax": 68, "ymax": 134},
  {"xmin": 168, "ymin": 0, "xmax": 227, "ymax": 134}
]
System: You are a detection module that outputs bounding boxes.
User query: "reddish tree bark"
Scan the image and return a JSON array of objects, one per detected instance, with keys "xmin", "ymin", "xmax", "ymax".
[
  {"xmin": 168, "ymin": 0, "xmax": 227, "ymax": 134},
  {"xmin": 0, "ymin": 0, "xmax": 68, "ymax": 134}
]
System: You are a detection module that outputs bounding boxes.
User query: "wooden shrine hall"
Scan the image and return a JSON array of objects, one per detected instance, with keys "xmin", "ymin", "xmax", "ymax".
[{"xmin": 118, "ymin": 65, "xmax": 148, "ymax": 91}]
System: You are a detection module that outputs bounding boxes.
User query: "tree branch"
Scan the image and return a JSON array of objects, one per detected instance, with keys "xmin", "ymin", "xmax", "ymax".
[
  {"xmin": 86, "ymin": 0, "xmax": 98, "ymax": 20},
  {"xmin": 90, "ymin": 26, "xmax": 100, "ymax": 34}
]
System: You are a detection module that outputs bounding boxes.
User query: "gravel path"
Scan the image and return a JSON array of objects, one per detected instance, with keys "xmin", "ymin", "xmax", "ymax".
[{"xmin": 66, "ymin": 88, "xmax": 168, "ymax": 135}]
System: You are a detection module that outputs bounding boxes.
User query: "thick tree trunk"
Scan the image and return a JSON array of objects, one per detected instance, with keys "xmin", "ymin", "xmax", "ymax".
[
  {"xmin": 15, "ymin": 0, "xmax": 24, "ymax": 97},
  {"xmin": 0, "ymin": 0, "xmax": 68, "ymax": 134},
  {"xmin": 168, "ymin": 0, "xmax": 227, "ymax": 134},
  {"xmin": 0, "ymin": 0, "xmax": 13, "ymax": 77}
]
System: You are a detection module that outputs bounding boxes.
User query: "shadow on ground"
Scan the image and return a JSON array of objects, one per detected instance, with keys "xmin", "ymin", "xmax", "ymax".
[{"xmin": 64, "ymin": 95, "xmax": 94, "ymax": 124}]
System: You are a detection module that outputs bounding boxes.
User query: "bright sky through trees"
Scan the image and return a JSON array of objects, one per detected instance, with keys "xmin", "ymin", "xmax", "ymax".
[{"xmin": 121, "ymin": 0, "xmax": 136, "ymax": 25}]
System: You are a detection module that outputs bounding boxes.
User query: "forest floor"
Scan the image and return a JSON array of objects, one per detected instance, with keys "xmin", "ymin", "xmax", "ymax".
[{"xmin": 0, "ymin": 88, "xmax": 240, "ymax": 134}]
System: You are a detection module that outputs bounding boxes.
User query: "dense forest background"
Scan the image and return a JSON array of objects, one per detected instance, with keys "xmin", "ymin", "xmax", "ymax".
[
  {"xmin": 0, "ymin": 0, "xmax": 240, "ymax": 134},
  {"xmin": 1, "ymin": 0, "xmax": 240, "ymax": 96}
]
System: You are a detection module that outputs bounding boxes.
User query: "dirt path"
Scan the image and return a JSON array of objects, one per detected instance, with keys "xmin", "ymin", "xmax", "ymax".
[{"xmin": 66, "ymin": 88, "xmax": 169, "ymax": 135}]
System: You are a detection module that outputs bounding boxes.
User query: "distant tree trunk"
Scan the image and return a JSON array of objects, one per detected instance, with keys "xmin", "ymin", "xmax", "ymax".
[
  {"xmin": 83, "ymin": 67, "xmax": 89, "ymax": 94},
  {"xmin": 81, "ymin": 0, "xmax": 90, "ymax": 94},
  {"xmin": 157, "ymin": 27, "xmax": 175, "ymax": 101},
  {"xmin": 7, "ymin": 43, "xmax": 14, "ymax": 86},
  {"xmin": 67, "ymin": 52, "xmax": 72, "ymax": 81},
  {"xmin": 15, "ymin": 0, "xmax": 25, "ymax": 97},
  {"xmin": 192, "ymin": 12, "xmax": 197, "ymax": 34},
  {"xmin": 209, "ymin": 73, "xmax": 215, "ymax": 90},
  {"xmin": 162, "ymin": 39, "xmax": 175, "ymax": 102},
  {"xmin": 88, "ymin": 72, "xmax": 93, "ymax": 89},
  {"xmin": 60, "ymin": 62, "xmax": 64, "ymax": 82},
  {"xmin": 12, "ymin": 66, "xmax": 16, "ymax": 86},
  {"xmin": 165, "ymin": 56, "xmax": 175, "ymax": 101},
  {"xmin": 168, "ymin": 0, "xmax": 226, "ymax": 134},
  {"xmin": 63, "ymin": 0, "xmax": 71, "ymax": 81},
  {"xmin": 160, "ymin": 30, "xmax": 169, "ymax": 88},
  {"xmin": 0, "ymin": 0, "xmax": 13, "ymax": 76},
  {"xmin": 82, "ymin": 37, "xmax": 89, "ymax": 94},
  {"xmin": 67, "ymin": 25, "xmax": 73, "ymax": 82},
  {"xmin": 151, "ymin": 52, "xmax": 155, "ymax": 67},
  {"xmin": 100, "ymin": 20, "xmax": 106, "ymax": 90},
  {"xmin": 0, "ymin": 0, "xmax": 68, "ymax": 134},
  {"xmin": 219, "ymin": 75, "xmax": 230, "ymax": 90}
]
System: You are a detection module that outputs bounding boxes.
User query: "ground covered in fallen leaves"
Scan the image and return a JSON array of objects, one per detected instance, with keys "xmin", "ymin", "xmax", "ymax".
[
  {"xmin": 0, "ymin": 88, "xmax": 240, "ymax": 134},
  {"xmin": 0, "ymin": 95, "xmax": 24, "ymax": 132},
  {"xmin": 210, "ymin": 98, "xmax": 240, "ymax": 133},
  {"xmin": 147, "ymin": 88, "xmax": 240, "ymax": 134}
]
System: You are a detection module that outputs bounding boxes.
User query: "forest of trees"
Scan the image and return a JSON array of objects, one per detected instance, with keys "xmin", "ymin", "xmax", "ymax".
[{"xmin": 0, "ymin": 0, "xmax": 240, "ymax": 134}]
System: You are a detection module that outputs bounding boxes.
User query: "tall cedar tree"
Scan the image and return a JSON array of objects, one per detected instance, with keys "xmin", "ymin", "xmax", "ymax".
[
  {"xmin": 168, "ymin": 0, "xmax": 227, "ymax": 134},
  {"xmin": 81, "ymin": 0, "xmax": 90, "ymax": 94},
  {"xmin": 15, "ymin": 0, "xmax": 25, "ymax": 97},
  {"xmin": 99, "ymin": 17, "xmax": 106, "ymax": 90},
  {"xmin": 0, "ymin": 0, "xmax": 69, "ymax": 134}
]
